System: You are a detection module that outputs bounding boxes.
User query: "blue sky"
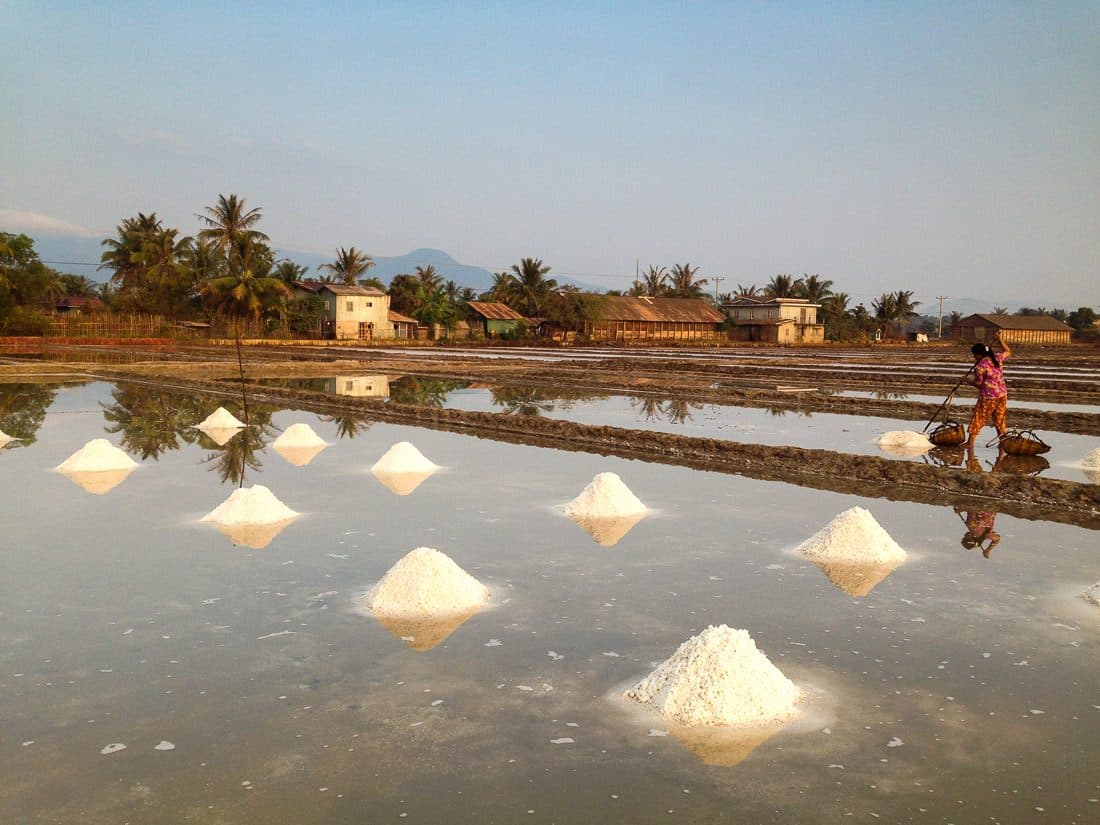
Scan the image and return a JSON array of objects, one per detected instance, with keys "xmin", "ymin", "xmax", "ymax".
[{"xmin": 1, "ymin": 1, "xmax": 1097, "ymax": 305}]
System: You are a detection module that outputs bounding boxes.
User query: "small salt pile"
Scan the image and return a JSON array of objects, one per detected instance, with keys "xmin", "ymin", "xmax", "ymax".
[
  {"xmin": 1082, "ymin": 582, "xmax": 1100, "ymax": 607},
  {"xmin": 874, "ymin": 430, "xmax": 933, "ymax": 457},
  {"xmin": 56, "ymin": 439, "xmax": 138, "ymax": 473},
  {"xmin": 563, "ymin": 472, "xmax": 647, "ymax": 519},
  {"xmin": 273, "ymin": 423, "xmax": 328, "ymax": 467},
  {"xmin": 371, "ymin": 442, "xmax": 438, "ymax": 495},
  {"xmin": 624, "ymin": 625, "xmax": 800, "ymax": 726},
  {"xmin": 794, "ymin": 507, "xmax": 907, "ymax": 596},
  {"xmin": 197, "ymin": 407, "xmax": 245, "ymax": 430},
  {"xmin": 201, "ymin": 485, "xmax": 298, "ymax": 549},
  {"xmin": 0, "ymin": 428, "xmax": 14, "ymax": 448},
  {"xmin": 365, "ymin": 547, "xmax": 490, "ymax": 650}
]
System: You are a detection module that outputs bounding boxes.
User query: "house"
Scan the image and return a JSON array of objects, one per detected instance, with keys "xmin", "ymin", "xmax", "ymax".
[
  {"xmin": 466, "ymin": 301, "xmax": 527, "ymax": 337},
  {"xmin": 388, "ymin": 309, "xmax": 418, "ymax": 339},
  {"xmin": 584, "ymin": 296, "xmax": 726, "ymax": 342},
  {"xmin": 291, "ymin": 281, "xmax": 392, "ymax": 339},
  {"xmin": 721, "ymin": 296, "xmax": 825, "ymax": 344},
  {"xmin": 55, "ymin": 295, "xmax": 106, "ymax": 313},
  {"xmin": 953, "ymin": 314, "xmax": 1072, "ymax": 345}
]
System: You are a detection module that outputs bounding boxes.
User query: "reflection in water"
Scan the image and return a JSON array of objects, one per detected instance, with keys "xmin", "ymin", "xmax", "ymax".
[
  {"xmin": 371, "ymin": 467, "xmax": 436, "ymax": 496},
  {"xmin": 273, "ymin": 443, "xmax": 326, "ymax": 467},
  {"xmin": 371, "ymin": 607, "xmax": 484, "ymax": 651},
  {"xmin": 766, "ymin": 405, "xmax": 813, "ymax": 418},
  {"xmin": 327, "ymin": 375, "xmax": 390, "ymax": 397},
  {"xmin": 201, "ymin": 416, "xmax": 277, "ymax": 487},
  {"xmin": 207, "ymin": 517, "xmax": 297, "ymax": 550},
  {"xmin": 101, "ymin": 384, "xmax": 208, "ymax": 460},
  {"xmin": 389, "ymin": 376, "xmax": 469, "ymax": 408},
  {"xmin": 668, "ymin": 719, "xmax": 785, "ymax": 767},
  {"xmin": 923, "ymin": 446, "xmax": 966, "ymax": 468},
  {"xmin": 492, "ymin": 385, "xmax": 609, "ymax": 417},
  {"xmin": 992, "ymin": 453, "xmax": 1050, "ymax": 477},
  {"xmin": 955, "ymin": 507, "xmax": 1000, "ymax": 557},
  {"xmin": 320, "ymin": 410, "xmax": 373, "ymax": 440},
  {"xmin": 811, "ymin": 558, "xmax": 903, "ymax": 596},
  {"xmin": 0, "ymin": 382, "xmax": 59, "ymax": 447},
  {"xmin": 567, "ymin": 511, "xmax": 646, "ymax": 547},
  {"xmin": 59, "ymin": 466, "xmax": 136, "ymax": 495},
  {"xmin": 629, "ymin": 396, "xmax": 698, "ymax": 424}
]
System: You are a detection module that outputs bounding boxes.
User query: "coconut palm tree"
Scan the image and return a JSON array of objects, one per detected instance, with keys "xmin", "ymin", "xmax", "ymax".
[
  {"xmin": 797, "ymin": 273, "xmax": 834, "ymax": 303},
  {"xmin": 765, "ymin": 273, "xmax": 803, "ymax": 298},
  {"xmin": 821, "ymin": 292, "xmax": 850, "ymax": 340},
  {"xmin": 99, "ymin": 212, "xmax": 162, "ymax": 291},
  {"xmin": 273, "ymin": 260, "xmax": 309, "ymax": 284},
  {"xmin": 135, "ymin": 227, "xmax": 194, "ymax": 315},
  {"xmin": 734, "ymin": 283, "xmax": 762, "ymax": 298},
  {"xmin": 872, "ymin": 292, "xmax": 898, "ymax": 337},
  {"xmin": 415, "ymin": 265, "xmax": 443, "ymax": 293},
  {"xmin": 641, "ymin": 265, "xmax": 668, "ymax": 297},
  {"xmin": 320, "ymin": 246, "xmax": 373, "ymax": 285},
  {"xmin": 485, "ymin": 271, "xmax": 519, "ymax": 305},
  {"xmin": 197, "ymin": 194, "xmax": 269, "ymax": 278},
  {"xmin": 510, "ymin": 258, "xmax": 557, "ymax": 316},
  {"xmin": 668, "ymin": 263, "xmax": 706, "ymax": 298}
]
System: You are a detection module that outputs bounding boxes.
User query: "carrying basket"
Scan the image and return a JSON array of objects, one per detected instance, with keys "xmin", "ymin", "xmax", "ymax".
[
  {"xmin": 988, "ymin": 430, "xmax": 1051, "ymax": 456},
  {"xmin": 928, "ymin": 421, "xmax": 967, "ymax": 447}
]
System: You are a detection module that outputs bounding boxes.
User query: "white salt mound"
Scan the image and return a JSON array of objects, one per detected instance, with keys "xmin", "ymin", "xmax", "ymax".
[
  {"xmin": 273, "ymin": 423, "xmax": 327, "ymax": 449},
  {"xmin": 366, "ymin": 547, "xmax": 489, "ymax": 619},
  {"xmin": 201, "ymin": 484, "xmax": 298, "ymax": 526},
  {"xmin": 56, "ymin": 439, "xmax": 138, "ymax": 473},
  {"xmin": 1082, "ymin": 582, "xmax": 1100, "ymax": 607},
  {"xmin": 563, "ymin": 472, "xmax": 647, "ymax": 519},
  {"xmin": 875, "ymin": 430, "xmax": 933, "ymax": 449},
  {"xmin": 1082, "ymin": 448, "xmax": 1100, "ymax": 470},
  {"xmin": 794, "ymin": 506, "xmax": 907, "ymax": 564},
  {"xmin": 624, "ymin": 625, "xmax": 800, "ymax": 726},
  {"xmin": 0, "ymin": 428, "xmax": 14, "ymax": 447},
  {"xmin": 197, "ymin": 407, "xmax": 245, "ymax": 430},
  {"xmin": 372, "ymin": 442, "xmax": 437, "ymax": 475}
]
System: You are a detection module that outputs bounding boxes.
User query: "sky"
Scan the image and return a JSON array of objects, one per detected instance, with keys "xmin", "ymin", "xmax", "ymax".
[{"xmin": 1, "ymin": 1, "xmax": 1097, "ymax": 307}]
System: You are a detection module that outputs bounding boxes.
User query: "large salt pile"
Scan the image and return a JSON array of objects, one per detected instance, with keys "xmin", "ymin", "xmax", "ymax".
[
  {"xmin": 198, "ymin": 407, "xmax": 245, "ymax": 430},
  {"xmin": 564, "ymin": 472, "xmax": 647, "ymax": 519},
  {"xmin": 273, "ymin": 423, "xmax": 328, "ymax": 467},
  {"xmin": 874, "ymin": 430, "xmax": 933, "ymax": 457},
  {"xmin": 56, "ymin": 439, "xmax": 138, "ymax": 473},
  {"xmin": 624, "ymin": 625, "xmax": 800, "ymax": 727},
  {"xmin": 794, "ymin": 507, "xmax": 907, "ymax": 596},
  {"xmin": 201, "ymin": 484, "xmax": 299, "ymax": 549},
  {"xmin": 364, "ymin": 547, "xmax": 489, "ymax": 650},
  {"xmin": 371, "ymin": 442, "xmax": 438, "ymax": 495}
]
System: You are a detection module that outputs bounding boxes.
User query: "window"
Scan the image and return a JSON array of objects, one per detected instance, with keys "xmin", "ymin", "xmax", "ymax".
[
  {"xmin": 346, "ymin": 301, "xmax": 354, "ymax": 312},
  {"xmin": 345, "ymin": 380, "xmax": 354, "ymax": 391},
  {"xmin": 367, "ymin": 301, "xmax": 373, "ymax": 307}
]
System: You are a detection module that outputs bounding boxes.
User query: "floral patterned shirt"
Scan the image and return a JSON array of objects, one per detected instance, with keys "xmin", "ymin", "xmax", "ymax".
[{"xmin": 973, "ymin": 354, "xmax": 1009, "ymax": 400}]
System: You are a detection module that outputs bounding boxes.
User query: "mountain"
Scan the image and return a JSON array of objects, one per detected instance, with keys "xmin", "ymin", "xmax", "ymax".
[{"xmin": 277, "ymin": 247, "xmax": 496, "ymax": 291}]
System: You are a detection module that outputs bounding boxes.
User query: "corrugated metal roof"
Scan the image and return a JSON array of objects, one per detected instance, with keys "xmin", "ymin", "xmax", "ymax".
[
  {"xmin": 723, "ymin": 296, "xmax": 820, "ymax": 308},
  {"xmin": 960, "ymin": 314, "xmax": 1072, "ymax": 331},
  {"xmin": 388, "ymin": 310, "xmax": 418, "ymax": 324},
  {"xmin": 599, "ymin": 296, "xmax": 725, "ymax": 323},
  {"xmin": 467, "ymin": 301, "xmax": 526, "ymax": 321},
  {"xmin": 292, "ymin": 281, "xmax": 384, "ymax": 296}
]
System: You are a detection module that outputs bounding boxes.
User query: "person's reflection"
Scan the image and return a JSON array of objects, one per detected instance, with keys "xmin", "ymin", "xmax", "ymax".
[{"xmin": 955, "ymin": 506, "xmax": 1000, "ymax": 558}]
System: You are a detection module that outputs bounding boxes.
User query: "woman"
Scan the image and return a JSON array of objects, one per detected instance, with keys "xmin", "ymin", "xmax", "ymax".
[{"xmin": 966, "ymin": 332, "xmax": 1012, "ymax": 448}]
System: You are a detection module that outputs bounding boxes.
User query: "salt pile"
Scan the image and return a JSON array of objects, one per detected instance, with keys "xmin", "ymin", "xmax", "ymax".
[
  {"xmin": 1081, "ymin": 582, "xmax": 1100, "ymax": 607},
  {"xmin": 874, "ymin": 430, "xmax": 932, "ymax": 457},
  {"xmin": 569, "ymin": 512, "xmax": 647, "ymax": 548},
  {"xmin": 62, "ymin": 468, "xmax": 136, "ymax": 496},
  {"xmin": 794, "ymin": 507, "xmax": 906, "ymax": 596},
  {"xmin": 201, "ymin": 485, "xmax": 298, "ymax": 549},
  {"xmin": 1082, "ymin": 448, "xmax": 1100, "ymax": 469},
  {"xmin": 563, "ymin": 472, "xmax": 647, "ymax": 519},
  {"xmin": 197, "ymin": 407, "xmax": 245, "ymax": 430},
  {"xmin": 273, "ymin": 423, "xmax": 328, "ymax": 467},
  {"xmin": 624, "ymin": 625, "xmax": 800, "ymax": 727},
  {"xmin": 0, "ymin": 428, "xmax": 14, "ymax": 448},
  {"xmin": 371, "ymin": 442, "xmax": 438, "ymax": 495},
  {"xmin": 56, "ymin": 439, "xmax": 138, "ymax": 473}
]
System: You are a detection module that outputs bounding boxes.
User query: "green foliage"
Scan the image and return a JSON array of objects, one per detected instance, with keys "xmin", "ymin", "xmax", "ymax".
[
  {"xmin": 541, "ymin": 291, "xmax": 606, "ymax": 332},
  {"xmin": 765, "ymin": 273, "xmax": 802, "ymax": 298},
  {"xmin": 320, "ymin": 247, "xmax": 373, "ymax": 285},
  {"xmin": 668, "ymin": 262, "xmax": 706, "ymax": 298},
  {"xmin": 509, "ymin": 257, "xmax": 557, "ymax": 315},
  {"xmin": 0, "ymin": 382, "xmax": 58, "ymax": 446},
  {"xmin": 388, "ymin": 273, "xmax": 422, "ymax": 315},
  {"xmin": 1067, "ymin": 306, "xmax": 1097, "ymax": 330},
  {"xmin": 286, "ymin": 295, "xmax": 327, "ymax": 336}
]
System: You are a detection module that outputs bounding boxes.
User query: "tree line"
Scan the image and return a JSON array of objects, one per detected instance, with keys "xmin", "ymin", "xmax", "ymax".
[{"xmin": 1, "ymin": 194, "xmax": 1095, "ymax": 340}]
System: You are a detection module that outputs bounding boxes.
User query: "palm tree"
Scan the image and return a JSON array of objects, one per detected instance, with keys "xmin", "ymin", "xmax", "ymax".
[
  {"xmin": 135, "ymin": 228, "xmax": 193, "ymax": 316},
  {"xmin": 320, "ymin": 246, "xmax": 373, "ymax": 285},
  {"xmin": 413, "ymin": 283, "xmax": 458, "ymax": 335},
  {"xmin": 415, "ymin": 265, "xmax": 443, "ymax": 293},
  {"xmin": 185, "ymin": 237, "xmax": 225, "ymax": 285},
  {"xmin": 892, "ymin": 290, "xmax": 921, "ymax": 336},
  {"xmin": 273, "ymin": 260, "xmax": 309, "ymax": 284},
  {"xmin": 510, "ymin": 258, "xmax": 557, "ymax": 316},
  {"xmin": 872, "ymin": 292, "xmax": 898, "ymax": 337},
  {"xmin": 734, "ymin": 283, "xmax": 762, "ymax": 298},
  {"xmin": 196, "ymin": 194, "xmax": 269, "ymax": 274},
  {"xmin": 485, "ymin": 271, "xmax": 519, "ymax": 305},
  {"xmin": 668, "ymin": 263, "xmax": 706, "ymax": 298},
  {"xmin": 765, "ymin": 273, "xmax": 803, "ymax": 298},
  {"xmin": 797, "ymin": 273, "xmax": 833, "ymax": 303},
  {"xmin": 99, "ymin": 212, "xmax": 162, "ymax": 291},
  {"xmin": 821, "ymin": 292, "xmax": 850, "ymax": 341},
  {"xmin": 641, "ymin": 265, "xmax": 668, "ymax": 297}
]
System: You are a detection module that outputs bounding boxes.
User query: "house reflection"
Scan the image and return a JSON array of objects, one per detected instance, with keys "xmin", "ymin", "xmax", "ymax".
[{"xmin": 326, "ymin": 375, "xmax": 390, "ymax": 398}]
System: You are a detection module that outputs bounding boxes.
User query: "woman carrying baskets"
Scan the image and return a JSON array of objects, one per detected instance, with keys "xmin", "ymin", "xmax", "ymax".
[{"xmin": 966, "ymin": 332, "xmax": 1012, "ymax": 449}]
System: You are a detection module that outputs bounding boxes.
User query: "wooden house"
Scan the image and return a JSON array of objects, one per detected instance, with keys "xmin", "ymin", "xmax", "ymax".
[
  {"xmin": 721, "ymin": 296, "xmax": 825, "ymax": 344},
  {"xmin": 953, "ymin": 314, "xmax": 1072, "ymax": 345},
  {"xmin": 291, "ymin": 281, "xmax": 391, "ymax": 339},
  {"xmin": 584, "ymin": 296, "xmax": 725, "ymax": 342},
  {"xmin": 466, "ymin": 301, "xmax": 526, "ymax": 337}
]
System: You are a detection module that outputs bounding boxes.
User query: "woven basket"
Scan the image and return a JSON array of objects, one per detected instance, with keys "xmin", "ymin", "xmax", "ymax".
[
  {"xmin": 990, "ymin": 430, "xmax": 1051, "ymax": 456},
  {"xmin": 929, "ymin": 421, "xmax": 967, "ymax": 447}
]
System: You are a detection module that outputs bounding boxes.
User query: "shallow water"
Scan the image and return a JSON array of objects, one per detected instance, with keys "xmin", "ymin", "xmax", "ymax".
[{"xmin": 2, "ymin": 381, "xmax": 1098, "ymax": 823}]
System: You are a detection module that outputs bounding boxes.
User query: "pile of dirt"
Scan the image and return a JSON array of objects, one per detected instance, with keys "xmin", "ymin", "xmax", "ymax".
[
  {"xmin": 624, "ymin": 625, "xmax": 800, "ymax": 726},
  {"xmin": 56, "ymin": 439, "xmax": 138, "ymax": 473}
]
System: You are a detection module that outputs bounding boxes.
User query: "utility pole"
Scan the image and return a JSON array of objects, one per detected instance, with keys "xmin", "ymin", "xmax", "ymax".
[
  {"xmin": 936, "ymin": 295, "xmax": 948, "ymax": 339},
  {"xmin": 713, "ymin": 275, "xmax": 725, "ymax": 303}
]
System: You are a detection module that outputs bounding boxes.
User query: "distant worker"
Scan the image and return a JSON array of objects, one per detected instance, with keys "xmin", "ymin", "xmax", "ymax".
[{"xmin": 966, "ymin": 332, "xmax": 1012, "ymax": 449}]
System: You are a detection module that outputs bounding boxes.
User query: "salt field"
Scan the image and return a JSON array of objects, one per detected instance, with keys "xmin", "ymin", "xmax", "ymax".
[{"xmin": 1, "ymin": 380, "xmax": 1098, "ymax": 823}]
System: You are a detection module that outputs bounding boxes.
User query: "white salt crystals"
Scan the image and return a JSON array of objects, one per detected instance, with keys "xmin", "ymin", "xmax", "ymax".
[
  {"xmin": 197, "ymin": 407, "xmax": 245, "ymax": 430},
  {"xmin": 371, "ymin": 442, "xmax": 438, "ymax": 495},
  {"xmin": 56, "ymin": 439, "xmax": 138, "ymax": 495},
  {"xmin": 56, "ymin": 439, "xmax": 138, "ymax": 473},
  {"xmin": 794, "ymin": 507, "xmax": 907, "ymax": 596},
  {"xmin": 201, "ymin": 484, "xmax": 299, "ymax": 549},
  {"xmin": 874, "ymin": 430, "xmax": 932, "ymax": 457},
  {"xmin": 364, "ymin": 547, "xmax": 490, "ymax": 650},
  {"xmin": 0, "ymin": 428, "xmax": 14, "ymax": 447},
  {"xmin": 1081, "ymin": 582, "xmax": 1100, "ymax": 607},
  {"xmin": 562, "ymin": 472, "xmax": 648, "ymax": 547},
  {"xmin": 273, "ymin": 423, "xmax": 328, "ymax": 467},
  {"xmin": 624, "ymin": 625, "xmax": 800, "ymax": 727},
  {"xmin": 1082, "ymin": 448, "xmax": 1100, "ymax": 469}
]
